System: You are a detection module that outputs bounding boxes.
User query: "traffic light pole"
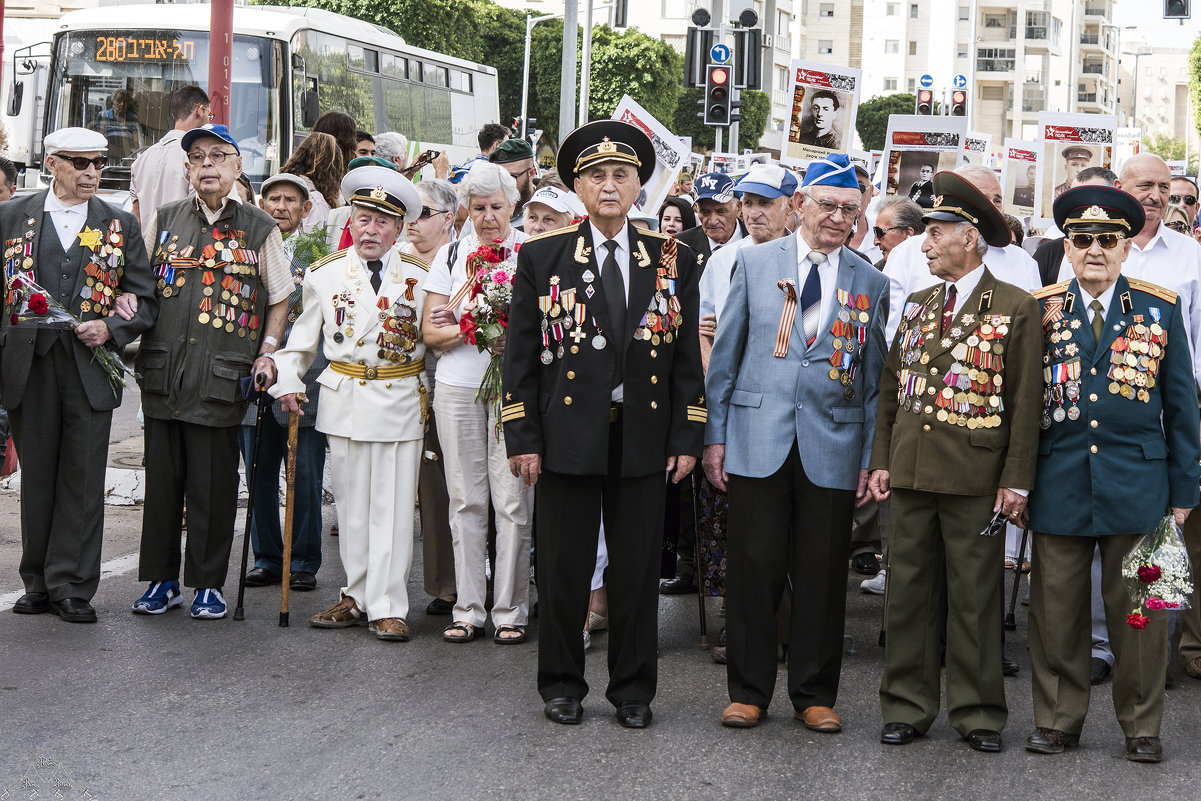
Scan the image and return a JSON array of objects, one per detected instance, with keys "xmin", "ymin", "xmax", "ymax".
[{"xmin": 730, "ymin": 85, "xmax": 739, "ymax": 153}]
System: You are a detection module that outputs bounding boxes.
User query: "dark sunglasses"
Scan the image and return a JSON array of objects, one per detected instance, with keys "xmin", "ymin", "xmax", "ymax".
[
  {"xmin": 1068, "ymin": 232, "xmax": 1122, "ymax": 250},
  {"xmin": 1165, "ymin": 221, "xmax": 1191, "ymax": 234},
  {"xmin": 417, "ymin": 206, "xmax": 451, "ymax": 219},
  {"xmin": 873, "ymin": 225, "xmax": 906, "ymax": 239},
  {"xmin": 1169, "ymin": 194, "xmax": 1197, "ymax": 207},
  {"xmin": 59, "ymin": 155, "xmax": 107, "ymax": 171}
]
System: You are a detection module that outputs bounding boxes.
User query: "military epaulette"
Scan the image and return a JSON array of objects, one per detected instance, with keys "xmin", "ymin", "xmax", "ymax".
[
  {"xmin": 522, "ymin": 226, "xmax": 578, "ymax": 245},
  {"xmin": 398, "ymin": 251, "xmax": 430, "ymax": 272},
  {"xmin": 639, "ymin": 229, "xmax": 671, "ymax": 240},
  {"xmin": 308, "ymin": 248, "xmax": 347, "ymax": 272},
  {"xmin": 500, "ymin": 400, "xmax": 525, "ymax": 422},
  {"xmin": 1127, "ymin": 278, "xmax": 1177, "ymax": 305},
  {"xmin": 1031, "ymin": 280, "xmax": 1070, "ymax": 300}
]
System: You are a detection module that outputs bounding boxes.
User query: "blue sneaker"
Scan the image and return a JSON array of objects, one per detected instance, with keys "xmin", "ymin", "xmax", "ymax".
[
  {"xmin": 132, "ymin": 581, "xmax": 183, "ymax": 615},
  {"xmin": 190, "ymin": 588, "xmax": 227, "ymax": 620}
]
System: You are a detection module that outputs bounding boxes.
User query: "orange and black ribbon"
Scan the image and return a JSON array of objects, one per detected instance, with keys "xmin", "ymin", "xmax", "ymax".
[{"xmin": 774, "ymin": 279, "xmax": 797, "ymax": 358}]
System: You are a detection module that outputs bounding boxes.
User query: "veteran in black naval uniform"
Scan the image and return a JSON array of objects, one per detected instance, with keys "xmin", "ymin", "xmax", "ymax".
[
  {"xmin": 868, "ymin": 172, "xmax": 1043, "ymax": 753},
  {"xmin": 2, "ymin": 128, "xmax": 156, "ymax": 622},
  {"xmin": 503, "ymin": 120, "xmax": 706, "ymax": 728},
  {"xmin": 1024, "ymin": 187, "xmax": 1201, "ymax": 764}
]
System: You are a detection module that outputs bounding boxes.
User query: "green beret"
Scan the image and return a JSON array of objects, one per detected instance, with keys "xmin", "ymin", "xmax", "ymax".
[{"xmin": 488, "ymin": 138, "xmax": 534, "ymax": 164}]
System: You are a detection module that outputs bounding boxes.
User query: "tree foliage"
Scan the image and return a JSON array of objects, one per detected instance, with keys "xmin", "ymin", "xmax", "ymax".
[
  {"xmin": 1143, "ymin": 133, "xmax": 1198, "ymax": 175},
  {"xmin": 855, "ymin": 93, "xmax": 916, "ymax": 152},
  {"xmin": 1190, "ymin": 32, "xmax": 1201, "ymax": 151}
]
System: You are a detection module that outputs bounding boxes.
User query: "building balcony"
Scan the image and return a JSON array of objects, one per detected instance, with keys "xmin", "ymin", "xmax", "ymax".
[
  {"xmin": 1077, "ymin": 92, "xmax": 1108, "ymax": 112},
  {"xmin": 1024, "ymin": 27, "xmax": 1059, "ymax": 54},
  {"xmin": 775, "ymin": 35, "xmax": 792, "ymax": 55},
  {"xmin": 1083, "ymin": 2, "xmax": 1109, "ymax": 19},
  {"xmin": 1080, "ymin": 62, "xmax": 1106, "ymax": 76},
  {"xmin": 1079, "ymin": 33, "xmax": 1105, "ymax": 53},
  {"xmin": 772, "ymin": 88, "xmax": 790, "ymax": 107}
]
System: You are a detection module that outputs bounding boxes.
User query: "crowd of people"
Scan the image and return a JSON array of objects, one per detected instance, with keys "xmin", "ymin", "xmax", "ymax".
[{"xmin": 5, "ymin": 82, "xmax": 1201, "ymax": 762}]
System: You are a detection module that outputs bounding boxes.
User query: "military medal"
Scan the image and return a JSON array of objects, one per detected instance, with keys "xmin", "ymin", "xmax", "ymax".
[
  {"xmin": 333, "ymin": 331, "xmax": 344, "ymax": 343},
  {"xmin": 540, "ymin": 349, "xmax": 553, "ymax": 365},
  {"xmin": 593, "ymin": 333, "xmax": 607, "ymax": 349}
]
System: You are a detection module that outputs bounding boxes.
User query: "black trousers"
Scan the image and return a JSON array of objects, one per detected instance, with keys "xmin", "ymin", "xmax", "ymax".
[
  {"xmin": 726, "ymin": 442, "xmax": 854, "ymax": 711},
  {"xmin": 663, "ymin": 476, "xmax": 698, "ymax": 579},
  {"xmin": 535, "ymin": 418, "xmax": 665, "ymax": 706},
  {"xmin": 139, "ymin": 418, "xmax": 240, "ymax": 588},
  {"xmin": 10, "ymin": 340, "xmax": 112, "ymax": 602}
]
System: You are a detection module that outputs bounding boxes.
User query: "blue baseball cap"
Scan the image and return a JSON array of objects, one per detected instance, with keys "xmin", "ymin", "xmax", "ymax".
[
  {"xmin": 694, "ymin": 172, "xmax": 737, "ymax": 203},
  {"xmin": 181, "ymin": 123, "xmax": 239, "ymax": 155},
  {"xmin": 735, "ymin": 164, "xmax": 799, "ymax": 199},
  {"xmin": 802, "ymin": 154, "xmax": 860, "ymax": 190}
]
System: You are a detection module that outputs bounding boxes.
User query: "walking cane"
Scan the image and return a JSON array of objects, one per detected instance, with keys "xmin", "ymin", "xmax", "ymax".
[
  {"xmin": 233, "ymin": 375, "xmax": 269, "ymax": 622},
  {"xmin": 279, "ymin": 395, "xmax": 304, "ymax": 628},
  {"xmin": 691, "ymin": 472, "xmax": 709, "ymax": 649},
  {"xmin": 1004, "ymin": 526, "xmax": 1030, "ymax": 631}
]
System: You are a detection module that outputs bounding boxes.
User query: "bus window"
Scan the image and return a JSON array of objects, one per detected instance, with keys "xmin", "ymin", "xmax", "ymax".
[
  {"xmin": 381, "ymin": 53, "xmax": 406, "ymax": 80},
  {"xmin": 291, "ymin": 30, "xmax": 374, "ymax": 135},
  {"xmin": 421, "ymin": 63, "xmax": 448, "ymax": 88}
]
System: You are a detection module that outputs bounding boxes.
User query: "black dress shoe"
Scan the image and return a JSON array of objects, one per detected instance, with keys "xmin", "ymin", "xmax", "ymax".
[
  {"xmin": 850, "ymin": 552, "xmax": 879, "ymax": 575},
  {"xmin": 425, "ymin": 596, "xmax": 455, "ymax": 615},
  {"xmin": 1025, "ymin": 727, "xmax": 1080, "ymax": 754},
  {"xmin": 50, "ymin": 598, "xmax": 97, "ymax": 624},
  {"xmin": 244, "ymin": 567, "xmax": 281, "ymax": 587},
  {"xmin": 659, "ymin": 575, "xmax": 696, "ymax": 595},
  {"xmin": 880, "ymin": 722, "xmax": 918, "ymax": 745},
  {"xmin": 967, "ymin": 729, "xmax": 1002, "ymax": 753},
  {"xmin": 12, "ymin": 592, "xmax": 50, "ymax": 614},
  {"xmin": 616, "ymin": 701, "xmax": 652, "ymax": 729},
  {"xmin": 544, "ymin": 697, "xmax": 583, "ymax": 725},
  {"xmin": 1124, "ymin": 736, "xmax": 1163, "ymax": 763},
  {"xmin": 289, "ymin": 572, "xmax": 317, "ymax": 591},
  {"xmin": 1002, "ymin": 656, "xmax": 1019, "ymax": 677},
  {"xmin": 1090, "ymin": 657, "xmax": 1112, "ymax": 685}
]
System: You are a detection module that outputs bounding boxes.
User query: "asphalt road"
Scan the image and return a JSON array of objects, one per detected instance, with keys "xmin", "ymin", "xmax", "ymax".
[{"xmin": 1, "ymin": 401, "xmax": 1198, "ymax": 800}]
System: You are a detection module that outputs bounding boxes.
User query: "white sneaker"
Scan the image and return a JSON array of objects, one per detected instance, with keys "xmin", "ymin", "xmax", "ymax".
[
  {"xmin": 583, "ymin": 629, "xmax": 592, "ymax": 651},
  {"xmin": 861, "ymin": 569, "xmax": 886, "ymax": 595}
]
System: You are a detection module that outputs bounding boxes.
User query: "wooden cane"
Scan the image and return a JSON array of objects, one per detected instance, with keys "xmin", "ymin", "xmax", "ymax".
[
  {"xmin": 691, "ymin": 472, "xmax": 709, "ymax": 649},
  {"xmin": 1004, "ymin": 526, "xmax": 1030, "ymax": 631},
  {"xmin": 279, "ymin": 395, "xmax": 304, "ymax": 627}
]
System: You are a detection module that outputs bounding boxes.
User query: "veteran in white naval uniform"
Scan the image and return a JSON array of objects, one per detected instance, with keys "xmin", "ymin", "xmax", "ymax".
[{"xmin": 266, "ymin": 166, "xmax": 429, "ymax": 642}]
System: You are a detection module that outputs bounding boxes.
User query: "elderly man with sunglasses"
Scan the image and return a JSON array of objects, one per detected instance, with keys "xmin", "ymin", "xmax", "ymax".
[
  {"xmin": 128, "ymin": 123, "xmax": 291, "ymax": 620},
  {"xmin": 1, "ymin": 128, "xmax": 156, "ymax": 622},
  {"xmin": 1025, "ymin": 186, "xmax": 1200, "ymax": 763}
]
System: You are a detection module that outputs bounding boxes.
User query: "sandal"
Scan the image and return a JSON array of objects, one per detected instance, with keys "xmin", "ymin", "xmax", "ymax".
[
  {"xmin": 586, "ymin": 611, "xmax": 608, "ymax": 632},
  {"xmin": 442, "ymin": 621, "xmax": 483, "ymax": 642},
  {"xmin": 493, "ymin": 624, "xmax": 527, "ymax": 644}
]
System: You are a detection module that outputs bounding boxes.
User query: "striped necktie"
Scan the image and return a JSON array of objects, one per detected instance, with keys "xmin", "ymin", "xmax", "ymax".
[{"xmin": 801, "ymin": 251, "xmax": 825, "ymax": 347}]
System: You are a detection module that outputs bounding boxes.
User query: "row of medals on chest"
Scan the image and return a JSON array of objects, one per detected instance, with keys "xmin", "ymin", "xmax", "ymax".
[
  {"xmin": 155, "ymin": 232, "xmax": 261, "ymax": 338},
  {"xmin": 900, "ymin": 311, "xmax": 1009, "ymax": 429},
  {"xmin": 828, "ymin": 297, "xmax": 872, "ymax": 400},
  {"xmin": 5, "ymin": 222, "xmax": 125, "ymax": 315},
  {"xmin": 331, "ymin": 284, "xmax": 419, "ymax": 363}
]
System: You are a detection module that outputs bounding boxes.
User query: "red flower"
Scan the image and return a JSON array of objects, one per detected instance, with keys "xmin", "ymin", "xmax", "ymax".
[
  {"xmin": 1127, "ymin": 612, "xmax": 1150, "ymax": 629},
  {"xmin": 1137, "ymin": 564, "xmax": 1162, "ymax": 583},
  {"xmin": 459, "ymin": 313, "xmax": 479, "ymax": 345},
  {"xmin": 28, "ymin": 293, "xmax": 49, "ymax": 315},
  {"xmin": 9, "ymin": 313, "xmax": 17, "ymax": 326}
]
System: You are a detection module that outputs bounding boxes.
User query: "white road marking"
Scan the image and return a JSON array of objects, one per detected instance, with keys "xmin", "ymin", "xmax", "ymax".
[{"xmin": 0, "ymin": 551, "xmax": 141, "ymax": 611}]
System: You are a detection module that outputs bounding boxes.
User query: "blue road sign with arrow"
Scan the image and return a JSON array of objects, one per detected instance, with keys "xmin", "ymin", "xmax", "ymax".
[
  {"xmin": 952, "ymin": 74, "xmax": 967, "ymax": 88},
  {"xmin": 919, "ymin": 74, "xmax": 933, "ymax": 88},
  {"xmin": 710, "ymin": 43, "xmax": 731, "ymax": 64}
]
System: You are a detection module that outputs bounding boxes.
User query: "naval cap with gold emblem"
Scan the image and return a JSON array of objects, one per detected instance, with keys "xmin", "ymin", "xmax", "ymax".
[
  {"xmin": 1052, "ymin": 185, "xmax": 1144, "ymax": 236},
  {"xmin": 340, "ymin": 164, "xmax": 421, "ymax": 223},
  {"xmin": 556, "ymin": 120, "xmax": 656, "ymax": 186},
  {"xmin": 921, "ymin": 171, "xmax": 1011, "ymax": 247}
]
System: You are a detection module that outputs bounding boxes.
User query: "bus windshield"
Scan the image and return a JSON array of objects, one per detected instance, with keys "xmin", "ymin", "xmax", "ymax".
[{"xmin": 45, "ymin": 30, "xmax": 281, "ymax": 189}]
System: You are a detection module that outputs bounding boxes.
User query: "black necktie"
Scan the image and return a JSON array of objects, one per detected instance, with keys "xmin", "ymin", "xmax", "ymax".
[
  {"xmin": 367, "ymin": 259, "xmax": 383, "ymax": 294},
  {"xmin": 600, "ymin": 240, "xmax": 626, "ymax": 387}
]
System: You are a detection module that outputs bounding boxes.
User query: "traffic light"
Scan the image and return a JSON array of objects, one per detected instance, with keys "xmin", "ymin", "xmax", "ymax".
[
  {"xmin": 950, "ymin": 90, "xmax": 967, "ymax": 116},
  {"xmin": 704, "ymin": 64, "xmax": 732, "ymax": 126},
  {"xmin": 915, "ymin": 89, "xmax": 934, "ymax": 115},
  {"xmin": 1164, "ymin": 0, "xmax": 1190, "ymax": 19}
]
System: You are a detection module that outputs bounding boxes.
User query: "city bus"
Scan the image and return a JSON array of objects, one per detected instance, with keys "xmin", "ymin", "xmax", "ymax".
[{"xmin": 40, "ymin": 3, "xmax": 500, "ymax": 192}]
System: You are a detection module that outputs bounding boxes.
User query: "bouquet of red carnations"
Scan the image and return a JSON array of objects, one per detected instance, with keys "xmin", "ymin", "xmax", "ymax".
[
  {"xmin": 1121, "ymin": 514, "xmax": 1194, "ymax": 629},
  {"xmin": 459, "ymin": 238, "xmax": 518, "ymax": 439},
  {"xmin": 8, "ymin": 273, "xmax": 134, "ymax": 397}
]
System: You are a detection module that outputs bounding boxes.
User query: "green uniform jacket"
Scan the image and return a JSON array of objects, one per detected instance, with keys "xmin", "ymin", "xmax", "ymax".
[
  {"xmin": 1028, "ymin": 275, "xmax": 1201, "ymax": 535},
  {"xmin": 870, "ymin": 267, "xmax": 1043, "ymax": 495}
]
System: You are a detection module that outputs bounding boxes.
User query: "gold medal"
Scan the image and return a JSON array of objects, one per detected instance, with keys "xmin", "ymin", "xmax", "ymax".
[
  {"xmin": 840, "ymin": 372, "xmax": 852, "ymax": 386},
  {"xmin": 80, "ymin": 300, "xmax": 92, "ymax": 313},
  {"xmin": 203, "ymin": 287, "xmax": 213, "ymax": 296},
  {"xmin": 947, "ymin": 412, "xmax": 959, "ymax": 425},
  {"xmin": 162, "ymin": 286, "xmax": 173, "ymax": 298},
  {"xmin": 829, "ymin": 367, "xmax": 840, "ymax": 380},
  {"xmin": 652, "ymin": 334, "xmax": 661, "ymax": 345},
  {"xmin": 859, "ymin": 311, "xmax": 869, "ymax": 324},
  {"xmin": 225, "ymin": 322, "xmax": 235, "ymax": 333},
  {"xmin": 238, "ymin": 327, "xmax": 246, "ymax": 338},
  {"xmin": 967, "ymin": 417, "xmax": 979, "ymax": 430},
  {"xmin": 919, "ymin": 353, "xmax": 930, "ymax": 364},
  {"xmin": 832, "ymin": 338, "xmax": 843, "ymax": 350},
  {"xmin": 213, "ymin": 317, "xmax": 223, "ymax": 329},
  {"xmin": 936, "ymin": 409, "xmax": 948, "ymax": 422},
  {"xmin": 664, "ymin": 332, "xmax": 673, "ymax": 343},
  {"xmin": 198, "ymin": 312, "xmax": 210, "ymax": 324}
]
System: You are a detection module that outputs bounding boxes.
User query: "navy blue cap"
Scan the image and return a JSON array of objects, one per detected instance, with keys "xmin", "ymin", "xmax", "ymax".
[
  {"xmin": 693, "ymin": 172, "xmax": 737, "ymax": 203},
  {"xmin": 181, "ymin": 123, "xmax": 239, "ymax": 155}
]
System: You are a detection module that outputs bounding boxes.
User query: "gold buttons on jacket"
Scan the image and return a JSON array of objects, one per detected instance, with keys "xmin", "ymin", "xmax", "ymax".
[
  {"xmin": 357, "ymin": 340, "xmax": 364, "ymax": 347},
  {"xmin": 1090, "ymin": 420, "xmax": 1098, "ymax": 429},
  {"xmin": 650, "ymin": 349, "xmax": 658, "ymax": 358},
  {"xmin": 567, "ymin": 371, "xmax": 576, "ymax": 379},
  {"xmin": 929, "ymin": 366, "xmax": 939, "ymax": 376},
  {"xmin": 359, "ymin": 380, "xmax": 367, "ymax": 386},
  {"xmin": 651, "ymin": 375, "xmax": 658, "ymax": 384},
  {"xmin": 651, "ymin": 401, "xmax": 658, "ymax": 409},
  {"xmin": 1089, "ymin": 393, "xmax": 1098, "ymax": 402},
  {"xmin": 1090, "ymin": 445, "xmax": 1098, "ymax": 454},
  {"xmin": 564, "ymin": 396, "xmax": 573, "ymax": 405},
  {"xmin": 923, "ymin": 424, "xmax": 931, "ymax": 432},
  {"xmin": 385, "ymin": 382, "xmax": 392, "ymax": 389},
  {"xmin": 1090, "ymin": 367, "xmax": 1097, "ymax": 376}
]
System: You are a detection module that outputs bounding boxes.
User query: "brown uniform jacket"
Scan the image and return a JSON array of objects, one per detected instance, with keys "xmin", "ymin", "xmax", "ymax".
[{"xmin": 869, "ymin": 267, "xmax": 1042, "ymax": 495}]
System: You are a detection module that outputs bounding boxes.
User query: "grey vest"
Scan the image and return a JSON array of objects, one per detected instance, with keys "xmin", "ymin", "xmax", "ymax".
[
  {"xmin": 137, "ymin": 198, "xmax": 276, "ymax": 427},
  {"xmin": 34, "ymin": 215, "xmax": 87, "ymax": 356}
]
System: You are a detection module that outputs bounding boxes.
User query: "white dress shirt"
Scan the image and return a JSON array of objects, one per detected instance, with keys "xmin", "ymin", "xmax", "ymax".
[
  {"xmin": 43, "ymin": 186, "xmax": 89, "ymax": 251},
  {"xmin": 943, "ymin": 264, "xmax": 985, "ymax": 316},
  {"xmin": 590, "ymin": 221, "xmax": 631, "ymax": 402},
  {"xmin": 699, "ymin": 237, "xmax": 752, "ymax": 322},
  {"xmin": 797, "ymin": 231, "xmax": 840, "ymax": 338},
  {"xmin": 707, "ymin": 223, "xmax": 743, "ymax": 254},
  {"xmin": 1079, "ymin": 282, "xmax": 1117, "ymax": 332}
]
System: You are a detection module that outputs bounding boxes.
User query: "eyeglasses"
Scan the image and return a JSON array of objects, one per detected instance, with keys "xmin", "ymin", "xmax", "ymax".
[
  {"xmin": 186, "ymin": 150, "xmax": 238, "ymax": 165},
  {"xmin": 1068, "ymin": 232, "xmax": 1122, "ymax": 250},
  {"xmin": 58, "ymin": 155, "xmax": 107, "ymax": 171},
  {"xmin": 1169, "ymin": 194, "xmax": 1197, "ymax": 207},
  {"xmin": 192, "ymin": 102, "xmax": 215, "ymax": 122},
  {"xmin": 873, "ymin": 225, "xmax": 907, "ymax": 239},
  {"xmin": 810, "ymin": 198, "xmax": 860, "ymax": 220},
  {"xmin": 417, "ymin": 206, "xmax": 451, "ymax": 219},
  {"xmin": 1165, "ymin": 221, "xmax": 1191, "ymax": 234}
]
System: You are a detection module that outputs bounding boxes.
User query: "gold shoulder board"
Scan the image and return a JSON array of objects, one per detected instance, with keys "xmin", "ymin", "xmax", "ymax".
[
  {"xmin": 308, "ymin": 247, "xmax": 348, "ymax": 272},
  {"xmin": 1031, "ymin": 280, "xmax": 1070, "ymax": 300},
  {"xmin": 398, "ymin": 251, "xmax": 430, "ymax": 272},
  {"xmin": 523, "ymin": 226, "xmax": 579, "ymax": 245},
  {"xmin": 1127, "ymin": 278, "xmax": 1177, "ymax": 305}
]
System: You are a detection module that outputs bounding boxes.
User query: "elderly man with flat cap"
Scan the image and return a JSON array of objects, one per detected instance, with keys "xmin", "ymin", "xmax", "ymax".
[
  {"xmin": 1024, "ymin": 186, "xmax": 1200, "ymax": 763},
  {"xmin": 503, "ymin": 120, "xmax": 705, "ymax": 728},
  {"xmin": 1, "ymin": 127, "xmax": 155, "ymax": 623},
  {"xmin": 266, "ymin": 166, "xmax": 430, "ymax": 642},
  {"xmin": 868, "ymin": 171, "xmax": 1043, "ymax": 753},
  {"xmin": 130, "ymin": 123, "xmax": 291, "ymax": 621}
]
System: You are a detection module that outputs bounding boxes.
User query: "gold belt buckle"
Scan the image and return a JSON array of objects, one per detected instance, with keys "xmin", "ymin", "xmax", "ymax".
[{"xmin": 365, "ymin": 365, "xmax": 378, "ymax": 380}]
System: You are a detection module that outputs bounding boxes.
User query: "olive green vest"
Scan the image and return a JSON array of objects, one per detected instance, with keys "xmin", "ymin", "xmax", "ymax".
[{"xmin": 137, "ymin": 197, "xmax": 276, "ymax": 427}]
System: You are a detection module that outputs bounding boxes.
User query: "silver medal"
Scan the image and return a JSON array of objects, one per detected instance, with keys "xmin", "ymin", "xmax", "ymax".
[
  {"xmin": 1052, "ymin": 406, "xmax": 1066, "ymax": 423},
  {"xmin": 582, "ymin": 269, "xmax": 595, "ymax": 283},
  {"xmin": 1067, "ymin": 405, "xmax": 1080, "ymax": 421},
  {"xmin": 592, "ymin": 334, "xmax": 607, "ymax": 350},
  {"xmin": 838, "ymin": 308, "xmax": 851, "ymax": 323},
  {"xmin": 540, "ymin": 349, "xmax": 553, "ymax": 365}
]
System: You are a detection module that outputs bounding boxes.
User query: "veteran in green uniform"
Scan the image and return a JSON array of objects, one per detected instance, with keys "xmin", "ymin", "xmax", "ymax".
[
  {"xmin": 868, "ymin": 172, "xmax": 1043, "ymax": 753},
  {"xmin": 1024, "ymin": 186, "xmax": 1201, "ymax": 764}
]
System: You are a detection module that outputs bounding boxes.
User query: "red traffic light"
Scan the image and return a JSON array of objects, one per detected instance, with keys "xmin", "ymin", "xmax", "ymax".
[
  {"xmin": 918, "ymin": 90, "xmax": 933, "ymax": 102},
  {"xmin": 952, "ymin": 91, "xmax": 966, "ymax": 104},
  {"xmin": 711, "ymin": 67, "xmax": 729, "ymax": 85}
]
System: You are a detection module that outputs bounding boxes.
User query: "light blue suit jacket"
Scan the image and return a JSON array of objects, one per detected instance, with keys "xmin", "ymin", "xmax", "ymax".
[{"xmin": 705, "ymin": 235, "xmax": 889, "ymax": 489}]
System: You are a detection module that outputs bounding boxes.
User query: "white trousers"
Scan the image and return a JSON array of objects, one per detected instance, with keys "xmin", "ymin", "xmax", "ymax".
[
  {"xmin": 328, "ymin": 435, "xmax": 420, "ymax": 621},
  {"xmin": 434, "ymin": 382, "xmax": 533, "ymax": 628}
]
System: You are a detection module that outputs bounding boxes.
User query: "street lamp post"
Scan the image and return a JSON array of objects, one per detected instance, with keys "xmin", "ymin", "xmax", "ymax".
[
  {"xmin": 578, "ymin": 1, "xmax": 615, "ymax": 128},
  {"xmin": 522, "ymin": 12, "xmax": 561, "ymax": 141}
]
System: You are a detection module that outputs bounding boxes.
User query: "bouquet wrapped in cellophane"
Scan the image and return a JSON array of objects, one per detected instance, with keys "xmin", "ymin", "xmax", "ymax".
[{"xmin": 1121, "ymin": 514, "xmax": 1194, "ymax": 629}]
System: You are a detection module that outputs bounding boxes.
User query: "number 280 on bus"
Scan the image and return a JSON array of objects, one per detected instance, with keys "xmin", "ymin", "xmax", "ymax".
[{"xmin": 94, "ymin": 35, "xmax": 198, "ymax": 63}]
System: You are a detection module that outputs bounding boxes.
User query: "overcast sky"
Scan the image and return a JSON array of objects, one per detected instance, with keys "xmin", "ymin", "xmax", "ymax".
[{"xmin": 1112, "ymin": 5, "xmax": 1198, "ymax": 50}]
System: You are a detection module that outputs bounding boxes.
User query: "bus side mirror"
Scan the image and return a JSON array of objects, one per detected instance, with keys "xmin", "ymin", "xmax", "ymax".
[
  {"xmin": 301, "ymin": 88, "xmax": 318, "ymax": 128},
  {"xmin": 7, "ymin": 82, "xmax": 23, "ymax": 117}
]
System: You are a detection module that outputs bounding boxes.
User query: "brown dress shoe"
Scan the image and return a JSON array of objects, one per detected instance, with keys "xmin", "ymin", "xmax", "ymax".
[
  {"xmin": 797, "ymin": 706, "xmax": 842, "ymax": 733},
  {"xmin": 1185, "ymin": 656, "xmax": 1201, "ymax": 679},
  {"xmin": 309, "ymin": 596, "xmax": 367, "ymax": 628},
  {"xmin": 369, "ymin": 617, "xmax": 411, "ymax": 642},
  {"xmin": 722, "ymin": 702, "xmax": 767, "ymax": 728}
]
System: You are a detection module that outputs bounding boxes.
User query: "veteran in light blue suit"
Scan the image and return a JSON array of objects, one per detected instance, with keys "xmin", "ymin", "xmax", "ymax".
[{"xmin": 704, "ymin": 155, "xmax": 889, "ymax": 732}]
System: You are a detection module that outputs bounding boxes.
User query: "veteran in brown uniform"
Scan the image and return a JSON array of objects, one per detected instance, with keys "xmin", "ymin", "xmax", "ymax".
[{"xmin": 868, "ymin": 172, "xmax": 1043, "ymax": 753}]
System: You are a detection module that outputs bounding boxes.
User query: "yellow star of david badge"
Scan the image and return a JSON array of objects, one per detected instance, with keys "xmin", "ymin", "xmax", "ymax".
[{"xmin": 77, "ymin": 226, "xmax": 103, "ymax": 251}]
